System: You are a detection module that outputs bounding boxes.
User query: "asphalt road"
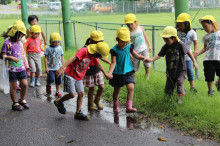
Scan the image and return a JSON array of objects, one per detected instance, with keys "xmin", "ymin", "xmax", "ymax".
[{"xmin": 0, "ymin": 78, "xmax": 219, "ymax": 146}]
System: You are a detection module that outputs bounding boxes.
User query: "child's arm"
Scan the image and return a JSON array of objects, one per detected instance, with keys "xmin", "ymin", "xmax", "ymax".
[
  {"xmin": 44, "ymin": 56, "xmax": 49, "ymax": 74},
  {"xmin": 0, "ymin": 52, "xmax": 19, "ymax": 62},
  {"xmin": 56, "ymin": 55, "xmax": 77, "ymax": 77},
  {"xmin": 41, "ymin": 27, "xmax": 47, "ymax": 46},
  {"xmin": 96, "ymin": 63, "xmax": 108, "ymax": 78},
  {"xmin": 132, "ymin": 50, "xmax": 147, "ymax": 60},
  {"xmin": 26, "ymin": 29, "xmax": 30, "ymax": 38},
  {"xmin": 144, "ymin": 54, "xmax": 160, "ymax": 63},
  {"xmin": 61, "ymin": 55, "xmax": 65, "ymax": 65},
  {"xmin": 187, "ymin": 51, "xmax": 198, "ymax": 70},
  {"xmin": 193, "ymin": 40, "xmax": 199, "ymax": 56},
  {"xmin": 196, "ymin": 44, "xmax": 207, "ymax": 56},
  {"xmin": 141, "ymin": 26, "xmax": 152, "ymax": 52},
  {"xmin": 100, "ymin": 58, "xmax": 111, "ymax": 65},
  {"xmin": 107, "ymin": 55, "xmax": 116, "ymax": 79}
]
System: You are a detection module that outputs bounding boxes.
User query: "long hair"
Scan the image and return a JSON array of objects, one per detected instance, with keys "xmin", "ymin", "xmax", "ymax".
[
  {"xmin": 10, "ymin": 31, "xmax": 24, "ymax": 42},
  {"xmin": 176, "ymin": 21, "xmax": 191, "ymax": 34}
]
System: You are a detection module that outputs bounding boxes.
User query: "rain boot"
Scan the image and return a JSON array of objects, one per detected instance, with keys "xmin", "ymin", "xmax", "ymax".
[
  {"xmin": 36, "ymin": 77, "xmax": 41, "ymax": 86},
  {"xmin": 94, "ymin": 96, "xmax": 103, "ymax": 110},
  {"xmin": 88, "ymin": 97, "xmax": 97, "ymax": 110},
  {"xmin": 113, "ymin": 101, "xmax": 119, "ymax": 113},
  {"xmin": 126, "ymin": 100, "xmax": 137, "ymax": 113},
  {"xmin": 29, "ymin": 77, "xmax": 35, "ymax": 87}
]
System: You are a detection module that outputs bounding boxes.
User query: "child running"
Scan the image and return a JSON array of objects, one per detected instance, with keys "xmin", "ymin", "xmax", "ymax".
[
  {"xmin": 44, "ymin": 32, "xmax": 64, "ymax": 100},
  {"xmin": 145, "ymin": 26, "xmax": 198, "ymax": 104},
  {"xmin": 0, "ymin": 21, "xmax": 29, "ymax": 111},
  {"xmin": 196, "ymin": 15, "xmax": 220, "ymax": 95},
  {"xmin": 107, "ymin": 27, "xmax": 147, "ymax": 113},
  {"xmin": 83, "ymin": 30, "xmax": 111, "ymax": 110},
  {"xmin": 25, "ymin": 25, "xmax": 44, "ymax": 87},
  {"xmin": 54, "ymin": 42, "xmax": 110, "ymax": 120},
  {"xmin": 176, "ymin": 13, "xmax": 199, "ymax": 92},
  {"xmin": 125, "ymin": 13, "xmax": 152, "ymax": 79}
]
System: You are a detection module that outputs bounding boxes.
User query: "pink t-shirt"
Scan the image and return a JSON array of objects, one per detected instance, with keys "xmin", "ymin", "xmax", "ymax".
[
  {"xmin": 25, "ymin": 37, "xmax": 42, "ymax": 53},
  {"xmin": 65, "ymin": 47, "xmax": 99, "ymax": 80}
]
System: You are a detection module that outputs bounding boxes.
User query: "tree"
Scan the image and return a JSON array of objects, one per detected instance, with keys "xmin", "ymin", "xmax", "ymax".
[{"xmin": 146, "ymin": 0, "xmax": 163, "ymax": 8}]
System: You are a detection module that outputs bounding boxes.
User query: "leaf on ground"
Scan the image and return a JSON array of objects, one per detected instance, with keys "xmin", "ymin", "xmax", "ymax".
[
  {"xmin": 197, "ymin": 138, "xmax": 203, "ymax": 141},
  {"xmin": 38, "ymin": 128, "xmax": 48, "ymax": 130},
  {"xmin": 158, "ymin": 137, "xmax": 167, "ymax": 141},
  {"xmin": 139, "ymin": 115, "xmax": 147, "ymax": 120},
  {"xmin": 159, "ymin": 126, "xmax": 163, "ymax": 129},
  {"xmin": 59, "ymin": 135, "xmax": 65, "ymax": 138},
  {"xmin": 180, "ymin": 133, "xmax": 185, "ymax": 136},
  {"xmin": 120, "ymin": 129, "xmax": 125, "ymax": 132}
]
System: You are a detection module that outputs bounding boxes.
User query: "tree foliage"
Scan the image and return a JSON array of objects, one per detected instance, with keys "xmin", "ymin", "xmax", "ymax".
[{"xmin": 146, "ymin": 0, "xmax": 163, "ymax": 8}]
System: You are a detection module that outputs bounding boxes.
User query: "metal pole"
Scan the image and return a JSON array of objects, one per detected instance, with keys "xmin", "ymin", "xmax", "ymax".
[
  {"xmin": 152, "ymin": 26, "xmax": 156, "ymax": 69},
  {"xmin": 59, "ymin": 21, "xmax": 62, "ymax": 46},
  {"xmin": 73, "ymin": 22, "xmax": 78, "ymax": 50},
  {"xmin": 174, "ymin": 0, "xmax": 189, "ymax": 19},
  {"xmin": 61, "ymin": 0, "xmax": 74, "ymax": 50},
  {"xmin": 45, "ymin": 20, "xmax": 48, "ymax": 43},
  {"xmin": 21, "ymin": 0, "xmax": 28, "ymax": 28}
]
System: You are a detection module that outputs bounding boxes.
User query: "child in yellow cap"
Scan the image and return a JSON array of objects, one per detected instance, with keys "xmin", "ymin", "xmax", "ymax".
[
  {"xmin": 0, "ymin": 20, "xmax": 29, "ymax": 111},
  {"xmin": 107, "ymin": 27, "xmax": 147, "ymax": 113},
  {"xmin": 25, "ymin": 25, "xmax": 44, "ymax": 87},
  {"xmin": 44, "ymin": 32, "xmax": 64, "ymax": 100},
  {"xmin": 196, "ymin": 15, "xmax": 220, "ymax": 95},
  {"xmin": 176, "ymin": 13, "xmax": 199, "ymax": 93},
  {"xmin": 83, "ymin": 30, "xmax": 111, "ymax": 110},
  {"xmin": 145, "ymin": 26, "xmax": 198, "ymax": 104},
  {"xmin": 125, "ymin": 13, "xmax": 152, "ymax": 79},
  {"xmin": 54, "ymin": 42, "xmax": 110, "ymax": 121}
]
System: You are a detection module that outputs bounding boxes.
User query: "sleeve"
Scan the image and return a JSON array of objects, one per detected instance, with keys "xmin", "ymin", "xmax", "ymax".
[
  {"xmin": 130, "ymin": 44, "xmax": 134, "ymax": 53},
  {"xmin": 25, "ymin": 39, "xmax": 29, "ymax": 48},
  {"xmin": 75, "ymin": 48, "xmax": 86, "ymax": 60},
  {"xmin": 181, "ymin": 42, "xmax": 189, "ymax": 55},
  {"xmin": 158, "ymin": 45, "xmax": 166, "ymax": 57},
  {"xmin": 90, "ymin": 58, "xmax": 100, "ymax": 66},
  {"xmin": 60, "ymin": 47, "xmax": 64, "ymax": 56},
  {"xmin": 44, "ymin": 47, "xmax": 49, "ymax": 56},
  {"xmin": 1, "ymin": 42, "xmax": 7, "ymax": 53},
  {"xmin": 110, "ymin": 49, "xmax": 117, "ymax": 56},
  {"xmin": 191, "ymin": 30, "xmax": 198, "ymax": 41}
]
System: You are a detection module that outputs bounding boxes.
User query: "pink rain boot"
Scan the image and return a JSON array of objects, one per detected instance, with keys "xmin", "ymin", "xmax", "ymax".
[
  {"xmin": 126, "ymin": 100, "xmax": 137, "ymax": 113},
  {"xmin": 113, "ymin": 101, "xmax": 119, "ymax": 113}
]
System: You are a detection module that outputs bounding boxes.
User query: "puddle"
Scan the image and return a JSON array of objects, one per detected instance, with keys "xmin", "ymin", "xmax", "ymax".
[{"xmin": 31, "ymin": 81, "xmax": 162, "ymax": 132}]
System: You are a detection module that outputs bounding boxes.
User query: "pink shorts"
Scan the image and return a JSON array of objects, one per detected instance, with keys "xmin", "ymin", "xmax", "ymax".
[{"xmin": 83, "ymin": 71, "xmax": 104, "ymax": 87}]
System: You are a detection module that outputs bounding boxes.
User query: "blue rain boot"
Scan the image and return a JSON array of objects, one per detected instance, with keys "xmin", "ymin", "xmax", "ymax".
[
  {"xmin": 36, "ymin": 77, "xmax": 41, "ymax": 86},
  {"xmin": 29, "ymin": 77, "xmax": 35, "ymax": 87}
]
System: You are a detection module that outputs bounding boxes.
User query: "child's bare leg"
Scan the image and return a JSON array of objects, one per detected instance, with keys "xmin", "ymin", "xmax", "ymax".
[
  {"xmin": 76, "ymin": 92, "xmax": 84, "ymax": 113},
  {"xmin": 145, "ymin": 66, "xmax": 150, "ymax": 79},
  {"xmin": 56, "ymin": 84, "xmax": 60, "ymax": 92},
  {"xmin": 58, "ymin": 93, "xmax": 75, "ymax": 104},
  {"xmin": 207, "ymin": 82, "xmax": 213, "ymax": 91},
  {"xmin": 10, "ymin": 81, "xmax": 17, "ymax": 103},
  {"xmin": 94, "ymin": 84, "xmax": 104, "ymax": 109},
  {"xmin": 30, "ymin": 72, "xmax": 35, "ymax": 78},
  {"xmin": 19, "ymin": 79, "xmax": 28, "ymax": 101},
  {"xmin": 133, "ymin": 72, "xmax": 136, "ymax": 78}
]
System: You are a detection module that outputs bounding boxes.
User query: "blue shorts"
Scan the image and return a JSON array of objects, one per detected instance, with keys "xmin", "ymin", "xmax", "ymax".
[
  {"xmin": 109, "ymin": 71, "xmax": 135, "ymax": 87},
  {"xmin": 47, "ymin": 70, "xmax": 62, "ymax": 85},
  {"xmin": 9, "ymin": 70, "xmax": 27, "ymax": 82}
]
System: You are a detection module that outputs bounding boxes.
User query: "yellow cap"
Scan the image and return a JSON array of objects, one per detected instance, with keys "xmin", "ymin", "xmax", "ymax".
[
  {"xmin": 160, "ymin": 26, "xmax": 180, "ymax": 42},
  {"xmin": 88, "ymin": 42, "xmax": 110, "ymax": 59},
  {"xmin": 8, "ymin": 20, "xmax": 26, "ymax": 37},
  {"xmin": 50, "ymin": 32, "xmax": 61, "ymax": 42},
  {"xmin": 30, "ymin": 25, "xmax": 41, "ymax": 33},
  {"xmin": 199, "ymin": 15, "xmax": 219, "ymax": 30},
  {"xmin": 89, "ymin": 30, "xmax": 104, "ymax": 42},
  {"xmin": 176, "ymin": 13, "xmax": 192, "ymax": 28},
  {"xmin": 125, "ymin": 13, "xmax": 136, "ymax": 24},
  {"xmin": 117, "ymin": 27, "xmax": 130, "ymax": 42}
]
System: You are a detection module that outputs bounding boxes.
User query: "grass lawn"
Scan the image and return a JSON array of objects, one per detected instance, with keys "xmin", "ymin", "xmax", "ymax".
[{"xmin": 0, "ymin": 9, "xmax": 220, "ymax": 142}]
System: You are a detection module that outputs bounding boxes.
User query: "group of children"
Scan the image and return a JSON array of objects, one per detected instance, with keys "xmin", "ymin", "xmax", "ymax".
[{"xmin": 0, "ymin": 13, "xmax": 220, "ymax": 120}]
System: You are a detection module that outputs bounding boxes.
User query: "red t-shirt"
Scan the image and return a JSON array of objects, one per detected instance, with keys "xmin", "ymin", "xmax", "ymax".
[
  {"xmin": 65, "ymin": 47, "xmax": 99, "ymax": 80},
  {"xmin": 25, "ymin": 37, "xmax": 42, "ymax": 53}
]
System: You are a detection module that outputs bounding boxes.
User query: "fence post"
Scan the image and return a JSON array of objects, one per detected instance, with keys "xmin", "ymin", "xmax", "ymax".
[
  {"xmin": 73, "ymin": 22, "xmax": 78, "ymax": 50},
  {"xmin": 59, "ymin": 20, "xmax": 62, "ymax": 45},
  {"xmin": 45, "ymin": 20, "xmax": 48, "ymax": 43},
  {"xmin": 152, "ymin": 26, "xmax": 156, "ymax": 69},
  {"xmin": 123, "ymin": 1, "xmax": 124, "ymax": 14}
]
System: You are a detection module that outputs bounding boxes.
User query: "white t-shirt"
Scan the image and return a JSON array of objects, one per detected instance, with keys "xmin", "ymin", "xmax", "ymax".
[
  {"xmin": 202, "ymin": 30, "xmax": 220, "ymax": 61},
  {"xmin": 178, "ymin": 29, "xmax": 197, "ymax": 61}
]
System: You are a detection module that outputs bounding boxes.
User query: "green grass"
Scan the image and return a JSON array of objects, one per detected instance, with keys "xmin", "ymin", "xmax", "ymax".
[{"xmin": 1, "ymin": 9, "xmax": 220, "ymax": 142}]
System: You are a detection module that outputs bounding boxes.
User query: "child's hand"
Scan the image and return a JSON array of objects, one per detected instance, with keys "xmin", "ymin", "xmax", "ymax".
[
  {"xmin": 149, "ymin": 47, "xmax": 152, "ymax": 53},
  {"xmin": 130, "ymin": 54, "xmax": 134, "ymax": 62},
  {"xmin": 193, "ymin": 62, "xmax": 198, "ymax": 70},
  {"xmin": 11, "ymin": 56, "xmax": 19, "ymax": 63},
  {"xmin": 193, "ymin": 51, "xmax": 198, "ymax": 57},
  {"xmin": 45, "ymin": 67, "xmax": 49, "ymax": 74},
  {"xmin": 106, "ymin": 73, "xmax": 113, "ymax": 80},
  {"xmin": 56, "ymin": 67, "xmax": 64, "ymax": 78},
  {"xmin": 143, "ymin": 57, "xmax": 151, "ymax": 63}
]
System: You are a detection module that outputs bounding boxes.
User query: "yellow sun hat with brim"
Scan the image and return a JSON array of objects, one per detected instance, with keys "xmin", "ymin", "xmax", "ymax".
[
  {"xmin": 199, "ymin": 15, "xmax": 219, "ymax": 30},
  {"xmin": 89, "ymin": 30, "xmax": 104, "ymax": 42},
  {"xmin": 160, "ymin": 26, "xmax": 180, "ymax": 42},
  {"xmin": 176, "ymin": 13, "xmax": 192, "ymax": 28},
  {"xmin": 117, "ymin": 27, "xmax": 130, "ymax": 42},
  {"xmin": 124, "ymin": 13, "xmax": 139, "ymax": 25},
  {"xmin": 30, "ymin": 25, "xmax": 41, "ymax": 33},
  {"xmin": 50, "ymin": 32, "xmax": 61, "ymax": 42},
  {"xmin": 88, "ymin": 42, "xmax": 110, "ymax": 59},
  {"xmin": 8, "ymin": 20, "xmax": 26, "ymax": 37}
]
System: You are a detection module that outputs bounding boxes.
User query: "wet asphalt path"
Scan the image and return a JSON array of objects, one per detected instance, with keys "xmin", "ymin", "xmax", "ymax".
[{"xmin": 0, "ymin": 77, "xmax": 219, "ymax": 146}]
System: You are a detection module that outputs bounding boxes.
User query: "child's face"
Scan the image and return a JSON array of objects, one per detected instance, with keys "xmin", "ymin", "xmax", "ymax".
[
  {"xmin": 126, "ymin": 21, "xmax": 136, "ymax": 30},
  {"xmin": 18, "ymin": 34, "xmax": 24, "ymax": 42},
  {"xmin": 177, "ymin": 22, "xmax": 186, "ymax": 32},
  {"xmin": 163, "ymin": 38, "xmax": 175, "ymax": 46},
  {"xmin": 201, "ymin": 22, "xmax": 214, "ymax": 33},
  {"xmin": 51, "ymin": 41, "xmax": 60, "ymax": 47},
  {"xmin": 30, "ymin": 18, "xmax": 38, "ymax": 26},
  {"xmin": 32, "ymin": 33, "xmax": 40, "ymax": 39},
  {"xmin": 117, "ymin": 39, "xmax": 129, "ymax": 49}
]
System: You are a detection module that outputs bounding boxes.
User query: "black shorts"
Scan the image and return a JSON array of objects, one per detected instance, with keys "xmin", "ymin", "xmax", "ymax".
[
  {"xmin": 203, "ymin": 61, "xmax": 220, "ymax": 82},
  {"xmin": 9, "ymin": 70, "xmax": 27, "ymax": 82},
  {"xmin": 109, "ymin": 71, "xmax": 135, "ymax": 87}
]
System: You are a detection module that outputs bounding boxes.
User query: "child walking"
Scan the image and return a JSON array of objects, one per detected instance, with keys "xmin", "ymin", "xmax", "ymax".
[
  {"xmin": 0, "ymin": 21, "xmax": 29, "ymax": 111},
  {"xmin": 196, "ymin": 15, "xmax": 220, "ymax": 95},
  {"xmin": 44, "ymin": 32, "xmax": 64, "ymax": 100},
  {"xmin": 107, "ymin": 27, "xmax": 147, "ymax": 113},
  {"xmin": 125, "ymin": 13, "xmax": 152, "ymax": 79},
  {"xmin": 83, "ymin": 30, "xmax": 111, "ymax": 110},
  {"xmin": 176, "ymin": 13, "xmax": 199, "ymax": 92},
  {"xmin": 145, "ymin": 26, "xmax": 198, "ymax": 104},
  {"xmin": 25, "ymin": 25, "xmax": 44, "ymax": 87},
  {"xmin": 54, "ymin": 42, "xmax": 110, "ymax": 120}
]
